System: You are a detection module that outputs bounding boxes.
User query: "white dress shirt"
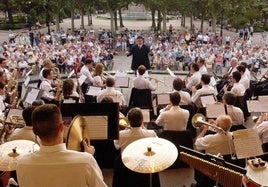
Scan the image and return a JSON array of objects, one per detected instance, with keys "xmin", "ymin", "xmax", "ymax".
[
  {"xmin": 195, "ymin": 132, "xmax": 235, "ymax": 155},
  {"xmin": 256, "ymin": 121, "xmax": 268, "ymax": 144},
  {"xmin": 80, "ymin": 65, "xmax": 94, "ymax": 84},
  {"xmin": 239, "ymin": 74, "xmax": 250, "ymax": 90},
  {"xmin": 186, "ymin": 71, "xmax": 201, "ymax": 90},
  {"xmin": 155, "ymin": 106, "xmax": 189, "ymax": 131},
  {"xmin": 40, "ymin": 79, "xmax": 54, "ymax": 100},
  {"xmin": 133, "ymin": 75, "xmax": 156, "ymax": 90},
  {"xmin": 231, "ymin": 82, "xmax": 246, "ymax": 96},
  {"xmin": 226, "ymin": 105, "xmax": 244, "ymax": 126},
  {"xmin": 175, "ymin": 90, "xmax": 192, "ymax": 105},
  {"xmin": 114, "ymin": 127, "xmax": 157, "ymax": 152},
  {"xmin": 199, "ymin": 65, "xmax": 208, "ymax": 75},
  {"xmin": 9, "ymin": 126, "xmax": 37, "ymax": 142},
  {"xmin": 191, "ymin": 85, "xmax": 217, "ymax": 107},
  {"xmin": 17, "ymin": 144, "xmax": 107, "ymax": 187},
  {"xmin": 97, "ymin": 87, "xmax": 125, "ymax": 106}
]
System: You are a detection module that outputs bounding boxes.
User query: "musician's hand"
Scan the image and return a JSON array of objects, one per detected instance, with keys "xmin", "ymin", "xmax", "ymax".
[
  {"xmin": 82, "ymin": 139, "xmax": 95, "ymax": 155},
  {"xmin": 191, "ymin": 86, "xmax": 197, "ymax": 93},
  {"xmin": 125, "ymin": 51, "xmax": 130, "ymax": 56},
  {"xmin": 223, "ymin": 85, "xmax": 227, "ymax": 92}
]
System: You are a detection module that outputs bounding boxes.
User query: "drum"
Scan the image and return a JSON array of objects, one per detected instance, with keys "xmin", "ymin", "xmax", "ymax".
[{"xmin": 246, "ymin": 160, "xmax": 268, "ymax": 187}]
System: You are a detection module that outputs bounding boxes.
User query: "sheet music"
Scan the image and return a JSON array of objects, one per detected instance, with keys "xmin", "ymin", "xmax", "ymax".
[
  {"xmin": 24, "ymin": 76, "xmax": 30, "ymax": 87},
  {"xmin": 206, "ymin": 103, "xmax": 226, "ymax": 118},
  {"xmin": 247, "ymin": 100, "xmax": 268, "ymax": 112},
  {"xmin": 259, "ymin": 95, "xmax": 268, "ymax": 103},
  {"xmin": 63, "ymin": 99, "xmax": 76, "ymax": 103},
  {"xmin": 141, "ymin": 109, "xmax": 150, "ymax": 123},
  {"xmin": 115, "ymin": 76, "xmax": 129, "ymax": 88},
  {"xmin": 157, "ymin": 93, "xmax": 170, "ymax": 106},
  {"xmin": 200, "ymin": 94, "xmax": 216, "ymax": 107},
  {"xmin": 115, "ymin": 70, "xmax": 127, "ymax": 77},
  {"xmin": 233, "ymin": 129, "xmax": 264, "ymax": 159},
  {"xmin": 86, "ymin": 86, "xmax": 102, "ymax": 96},
  {"xmin": 68, "ymin": 70, "xmax": 75, "ymax": 78},
  {"xmin": 78, "ymin": 74, "xmax": 87, "ymax": 85},
  {"xmin": 25, "ymin": 88, "xmax": 40, "ymax": 104},
  {"xmin": 83, "ymin": 116, "xmax": 108, "ymax": 139}
]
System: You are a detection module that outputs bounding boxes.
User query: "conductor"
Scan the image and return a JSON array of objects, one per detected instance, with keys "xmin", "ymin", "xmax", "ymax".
[{"xmin": 126, "ymin": 36, "xmax": 151, "ymax": 71}]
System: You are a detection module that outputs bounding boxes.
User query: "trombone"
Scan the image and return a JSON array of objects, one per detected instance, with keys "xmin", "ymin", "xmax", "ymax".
[
  {"xmin": 148, "ymin": 76, "xmax": 168, "ymax": 87},
  {"xmin": 192, "ymin": 113, "xmax": 224, "ymax": 133}
]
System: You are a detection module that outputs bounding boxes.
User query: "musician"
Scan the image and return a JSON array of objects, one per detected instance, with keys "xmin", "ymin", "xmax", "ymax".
[
  {"xmin": 197, "ymin": 58, "xmax": 207, "ymax": 75},
  {"xmin": 222, "ymin": 93, "xmax": 245, "ymax": 129},
  {"xmin": 155, "ymin": 92, "xmax": 189, "ymax": 131},
  {"xmin": 80, "ymin": 58, "xmax": 94, "ymax": 94},
  {"xmin": 191, "ymin": 74, "xmax": 217, "ymax": 108},
  {"xmin": 38, "ymin": 59, "xmax": 53, "ymax": 84},
  {"xmin": 96, "ymin": 77, "xmax": 126, "ymax": 107},
  {"xmin": 17, "ymin": 104, "xmax": 107, "ymax": 187},
  {"xmin": 0, "ymin": 71, "xmax": 7, "ymax": 84},
  {"xmin": 133, "ymin": 65, "xmax": 158, "ymax": 91},
  {"xmin": 93, "ymin": 63, "xmax": 106, "ymax": 88},
  {"xmin": 9, "ymin": 106, "xmax": 38, "ymax": 143},
  {"xmin": 173, "ymin": 77, "xmax": 192, "ymax": 105},
  {"xmin": 240, "ymin": 62, "xmax": 251, "ymax": 81},
  {"xmin": 62, "ymin": 78, "xmax": 79, "ymax": 100},
  {"xmin": 114, "ymin": 107, "xmax": 157, "ymax": 152},
  {"xmin": 237, "ymin": 65, "xmax": 250, "ymax": 90},
  {"xmin": 253, "ymin": 113, "xmax": 268, "ymax": 144},
  {"xmin": 0, "ymin": 56, "xmax": 10, "ymax": 80},
  {"xmin": 223, "ymin": 71, "xmax": 246, "ymax": 96},
  {"xmin": 0, "ymin": 82, "xmax": 7, "ymax": 113},
  {"xmin": 195, "ymin": 114, "xmax": 235, "ymax": 155},
  {"xmin": 39, "ymin": 69, "xmax": 58, "ymax": 102},
  {"xmin": 185, "ymin": 63, "xmax": 201, "ymax": 91}
]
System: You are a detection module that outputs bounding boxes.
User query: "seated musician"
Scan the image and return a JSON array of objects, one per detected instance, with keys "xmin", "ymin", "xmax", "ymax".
[
  {"xmin": 38, "ymin": 59, "xmax": 53, "ymax": 87},
  {"xmin": 223, "ymin": 93, "xmax": 245, "ymax": 130},
  {"xmin": 97, "ymin": 77, "xmax": 126, "ymax": 107},
  {"xmin": 80, "ymin": 58, "xmax": 94, "ymax": 94},
  {"xmin": 114, "ymin": 107, "xmax": 157, "ymax": 152},
  {"xmin": 253, "ymin": 113, "xmax": 268, "ymax": 146},
  {"xmin": 173, "ymin": 77, "xmax": 192, "ymax": 105},
  {"xmin": 185, "ymin": 63, "xmax": 201, "ymax": 91},
  {"xmin": 62, "ymin": 78, "xmax": 81, "ymax": 102},
  {"xmin": 0, "ymin": 71, "xmax": 7, "ymax": 84},
  {"xmin": 0, "ymin": 82, "xmax": 7, "ymax": 114},
  {"xmin": 223, "ymin": 71, "xmax": 246, "ymax": 97},
  {"xmin": 92, "ymin": 63, "xmax": 106, "ymax": 88},
  {"xmin": 133, "ymin": 65, "xmax": 158, "ymax": 91},
  {"xmin": 155, "ymin": 92, "xmax": 189, "ymax": 131},
  {"xmin": 9, "ymin": 106, "xmax": 39, "ymax": 143},
  {"xmin": 237, "ymin": 65, "xmax": 250, "ymax": 90},
  {"xmin": 17, "ymin": 104, "xmax": 107, "ymax": 187},
  {"xmin": 39, "ymin": 69, "xmax": 59, "ymax": 103},
  {"xmin": 197, "ymin": 58, "xmax": 207, "ymax": 75},
  {"xmin": 191, "ymin": 74, "xmax": 217, "ymax": 108}
]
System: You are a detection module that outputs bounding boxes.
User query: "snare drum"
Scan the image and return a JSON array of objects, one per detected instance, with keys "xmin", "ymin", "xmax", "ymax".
[{"xmin": 246, "ymin": 161, "xmax": 268, "ymax": 187}]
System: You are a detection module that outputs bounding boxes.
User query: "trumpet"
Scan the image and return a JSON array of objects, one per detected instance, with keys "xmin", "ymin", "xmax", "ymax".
[
  {"xmin": 192, "ymin": 113, "xmax": 224, "ymax": 132},
  {"xmin": 148, "ymin": 76, "xmax": 167, "ymax": 85}
]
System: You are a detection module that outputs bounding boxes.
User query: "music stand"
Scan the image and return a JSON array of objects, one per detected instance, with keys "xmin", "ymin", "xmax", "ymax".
[
  {"xmin": 86, "ymin": 86, "xmax": 102, "ymax": 96},
  {"xmin": 156, "ymin": 93, "xmax": 170, "ymax": 107},
  {"xmin": 23, "ymin": 87, "xmax": 43, "ymax": 106},
  {"xmin": 206, "ymin": 103, "xmax": 227, "ymax": 119},
  {"xmin": 114, "ymin": 76, "xmax": 130, "ymax": 88}
]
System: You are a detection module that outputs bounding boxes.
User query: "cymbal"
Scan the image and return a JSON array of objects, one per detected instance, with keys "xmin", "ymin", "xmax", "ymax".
[
  {"xmin": 0, "ymin": 140, "xmax": 40, "ymax": 171},
  {"xmin": 66, "ymin": 115, "xmax": 90, "ymax": 152},
  {"xmin": 122, "ymin": 137, "xmax": 178, "ymax": 174}
]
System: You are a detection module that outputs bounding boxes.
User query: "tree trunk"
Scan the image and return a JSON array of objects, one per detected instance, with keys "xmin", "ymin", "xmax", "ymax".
[
  {"xmin": 162, "ymin": 12, "xmax": 167, "ymax": 32},
  {"xmin": 71, "ymin": 8, "xmax": 75, "ymax": 32},
  {"xmin": 212, "ymin": 15, "xmax": 217, "ymax": 33},
  {"xmin": 157, "ymin": 10, "xmax": 162, "ymax": 33},
  {"xmin": 181, "ymin": 14, "xmax": 185, "ymax": 27},
  {"xmin": 114, "ymin": 11, "xmax": 118, "ymax": 31},
  {"xmin": 56, "ymin": 11, "xmax": 60, "ymax": 32},
  {"xmin": 264, "ymin": 13, "xmax": 267, "ymax": 27},
  {"xmin": 190, "ymin": 15, "xmax": 193, "ymax": 31},
  {"xmin": 151, "ymin": 9, "xmax": 156, "ymax": 29},
  {"xmin": 81, "ymin": 9, "xmax": 85, "ymax": 29},
  {"xmin": 200, "ymin": 14, "xmax": 204, "ymax": 33},
  {"xmin": 7, "ymin": 8, "xmax": 13, "ymax": 23},
  {"xmin": 119, "ymin": 8, "xmax": 124, "ymax": 27},
  {"xmin": 110, "ymin": 11, "xmax": 115, "ymax": 34}
]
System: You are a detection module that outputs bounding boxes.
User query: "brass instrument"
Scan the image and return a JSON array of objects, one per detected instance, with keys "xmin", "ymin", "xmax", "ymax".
[
  {"xmin": 192, "ymin": 113, "xmax": 224, "ymax": 132},
  {"xmin": 119, "ymin": 117, "xmax": 130, "ymax": 130},
  {"xmin": 166, "ymin": 68, "xmax": 176, "ymax": 77}
]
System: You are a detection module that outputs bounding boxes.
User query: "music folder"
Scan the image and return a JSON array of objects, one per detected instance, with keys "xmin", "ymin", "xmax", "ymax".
[
  {"xmin": 200, "ymin": 94, "xmax": 216, "ymax": 107},
  {"xmin": 86, "ymin": 86, "xmax": 102, "ymax": 96}
]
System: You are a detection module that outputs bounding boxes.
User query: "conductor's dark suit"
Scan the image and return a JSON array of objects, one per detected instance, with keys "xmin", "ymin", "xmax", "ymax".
[{"xmin": 127, "ymin": 44, "xmax": 151, "ymax": 71}]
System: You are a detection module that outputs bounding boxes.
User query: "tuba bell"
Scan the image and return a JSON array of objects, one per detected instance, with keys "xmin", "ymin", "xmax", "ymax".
[{"xmin": 192, "ymin": 113, "xmax": 224, "ymax": 132}]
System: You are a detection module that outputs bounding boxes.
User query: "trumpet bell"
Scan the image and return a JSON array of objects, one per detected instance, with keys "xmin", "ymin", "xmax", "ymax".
[
  {"xmin": 119, "ymin": 117, "xmax": 130, "ymax": 130},
  {"xmin": 191, "ymin": 113, "xmax": 206, "ymax": 128}
]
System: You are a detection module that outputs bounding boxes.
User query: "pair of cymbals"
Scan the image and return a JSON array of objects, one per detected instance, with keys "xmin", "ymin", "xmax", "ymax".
[
  {"xmin": 122, "ymin": 137, "xmax": 178, "ymax": 174},
  {"xmin": 0, "ymin": 140, "xmax": 40, "ymax": 171}
]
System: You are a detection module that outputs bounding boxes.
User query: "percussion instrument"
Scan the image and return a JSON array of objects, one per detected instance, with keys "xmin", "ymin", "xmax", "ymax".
[
  {"xmin": 122, "ymin": 137, "xmax": 178, "ymax": 174},
  {"xmin": 246, "ymin": 159, "xmax": 268, "ymax": 187},
  {"xmin": 66, "ymin": 115, "xmax": 90, "ymax": 152},
  {"xmin": 0, "ymin": 140, "xmax": 39, "ymax": 171}
]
